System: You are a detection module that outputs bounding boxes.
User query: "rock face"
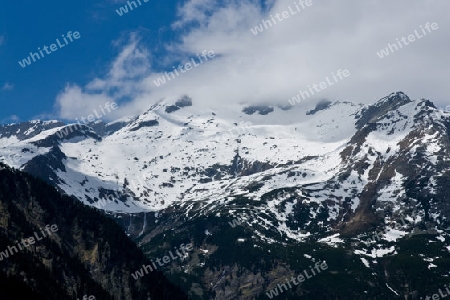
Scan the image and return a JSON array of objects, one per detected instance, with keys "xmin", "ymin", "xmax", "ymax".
[{"xmin": 0, "ymin": 164, "xmax": 187, "ymax": 300}]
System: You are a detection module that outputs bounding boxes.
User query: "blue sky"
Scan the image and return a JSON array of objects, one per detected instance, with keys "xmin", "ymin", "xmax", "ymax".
[
  {"xmin": 1, "ymin": 0, "xmax": 449, "ymax": 124},
  {"xmin": 0, "ymin": 0, "xmax": 181, "ymax": 123}
]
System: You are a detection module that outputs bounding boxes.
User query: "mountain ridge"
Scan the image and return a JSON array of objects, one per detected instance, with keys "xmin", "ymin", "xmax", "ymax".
[{"xmin": 3, "ymin": 92, "xmax": 450, "ymax": 298}]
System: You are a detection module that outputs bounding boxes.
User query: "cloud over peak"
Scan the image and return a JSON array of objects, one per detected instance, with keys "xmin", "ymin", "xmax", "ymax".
[{"xmin": 55, "ymin": 0, "xmax": 450, "ymax": 121}]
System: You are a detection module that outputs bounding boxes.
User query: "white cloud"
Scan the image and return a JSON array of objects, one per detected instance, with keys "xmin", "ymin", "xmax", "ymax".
[
  {"xmin": 1, "ymin": 115, "xmax": 19, "ymax": 124},
  {"xmin": 55, "ymin": 85, "xmax": 117, "ymax": 120},
  {"xmin": 2, "ymin": 83, "xmax": 13, "ymax": 91},
  {"xmin": 55, "ymin": 34, "xmax": 151, "ymax": 120},
  {"xmin": 172, "ymin": 0, "xmax": 217, "ymax": 29},
  {"xmin": 55, "ymin": 0, "xmax": 450, "ymax": 121}
]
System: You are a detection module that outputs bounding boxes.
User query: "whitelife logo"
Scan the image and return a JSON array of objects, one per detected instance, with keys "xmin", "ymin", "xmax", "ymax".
[
  {"xmin": 55, "ymin": 102, "xmax": 118, "ymax": 139},
  {"xmin": 250, "ymin": 0, "xmax": 313, "ymax": 35},
  {"xmin": 115, "ymin": 0, "xmax": 149, "ymax": 16},
  {"xmin": 265, "ymin": 261, "xmax": 328, "ymax": 298},
  {"xmin": 152, "ymin": 50, "xmax": 215, "ymax": 87},
  {"xmin": 18, "ymin": 31, "xmax": 81, "ymax": 68},
  {"xmin": 77, "ymin": 296, "xmax": 95, "ymax": 300},
  {"xmin": 131, "ymin": 243, "xmax": 194, "ymax": 280},
  {"xmin": 288, "ymin": 69, "xmax": 350, "ymax": 106},
  {"xmin": 0, "ymin": 224, "xmax": 59, "ymax": 261},
  {"xmin": 376, "ymin": 22, "xmax": 439, "ymax": 58},
  {"xmin": 423, "ymin": 284, "xmax": 450, "ymax": 300}
]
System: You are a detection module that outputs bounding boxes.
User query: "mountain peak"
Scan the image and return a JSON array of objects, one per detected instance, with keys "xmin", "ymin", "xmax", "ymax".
[
  {"xmin": 355, "ymin": 91, "xmax": 412, "ymax": 129},
  {"xmin": 381, "ymin": 91, "xmax": 411, "ymax": 104}
]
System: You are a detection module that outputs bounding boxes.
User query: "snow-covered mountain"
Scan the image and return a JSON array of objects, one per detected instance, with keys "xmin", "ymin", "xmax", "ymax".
[
  {"xmin": 2, "ymin": 90, "xmax": 450, "ymax": 242},
  {"xmin": 2, "ymin": 91, "xmax": 449, "ymax": 228},
  {"xmin": 3, "ymin": 91, "xmax": 450, "ymax": 298},
  {"xmin": 0, "ymin": 94, "xmax": 361, "ymax": 212}
]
